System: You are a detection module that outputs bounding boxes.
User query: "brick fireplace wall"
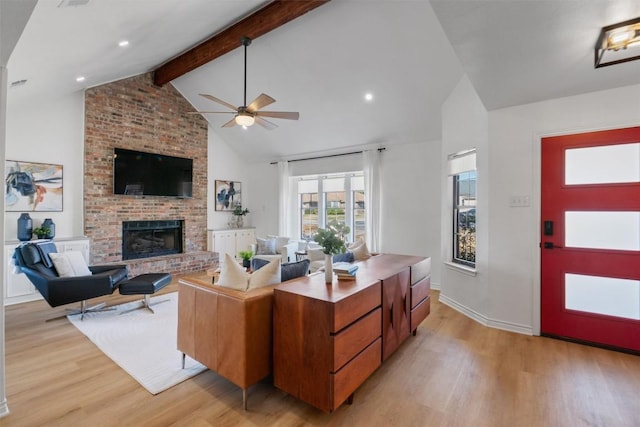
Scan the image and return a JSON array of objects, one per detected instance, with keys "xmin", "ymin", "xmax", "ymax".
[{"xmin": 84, "ymin": 72, "xmax": 215, "ymax": 275}]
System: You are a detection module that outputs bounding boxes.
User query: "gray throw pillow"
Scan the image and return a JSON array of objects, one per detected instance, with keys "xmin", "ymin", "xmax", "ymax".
[
  {"xmin": 255, "ymin": 237, "xmax": 277, "ymax": 255},
  {"xmin": 281, "ymin": 259, "xmax": 310, "ymax": 282},
  {"xmin": 251, "ymin": 257, "xmax": 270, "ymax": 272},
  {"xmin": 332, "ymin": 251, "xmax": 354, "ymax": 263}
]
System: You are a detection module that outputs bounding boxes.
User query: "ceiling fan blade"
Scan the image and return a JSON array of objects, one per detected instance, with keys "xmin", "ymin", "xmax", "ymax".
[
  {"xmin": 255, "ymin": 116, "xmax": 278, "ymax": 130},
  {"xmin": 222, "ymin": 117, "xmax": 237, "ymax": 128},
  {"xmin": 255, "ymin": 111, "xmax": 300, "ymax": 120},
  {"xmin": 247, "ymin": 93, "xmax": 276, "ymax": 112},
  {"xmin": 199, "ymin": 94, "xmax": 238, "ymax": 111},
  {"xmin": 187, "ymin": 111, "xmax": 235, "ymax": 114}
]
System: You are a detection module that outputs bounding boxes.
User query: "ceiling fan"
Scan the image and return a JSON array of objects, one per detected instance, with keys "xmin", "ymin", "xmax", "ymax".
[{"xmin": 191, "ymin": 36, "xmax": 299, "ymax": 130}]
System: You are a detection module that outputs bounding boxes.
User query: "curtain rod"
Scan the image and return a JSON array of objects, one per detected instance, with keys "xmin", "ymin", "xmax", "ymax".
[{"xmin": 270, "ymin": 147, "xmax": 385, "ymax": 165}]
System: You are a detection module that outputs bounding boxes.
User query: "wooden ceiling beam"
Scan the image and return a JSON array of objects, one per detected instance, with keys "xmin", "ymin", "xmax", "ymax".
[{"xmin": 153, "ymin": 0, "xmax": 330, "ymax": 86}]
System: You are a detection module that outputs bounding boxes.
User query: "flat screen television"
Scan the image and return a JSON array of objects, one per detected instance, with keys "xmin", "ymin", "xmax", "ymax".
[{"xmin": 113, "ymin": 148, "xmax": 193, "ymax": 198}]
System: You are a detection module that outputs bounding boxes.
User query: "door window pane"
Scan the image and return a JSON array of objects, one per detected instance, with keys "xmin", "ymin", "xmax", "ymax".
[
  {"xmin": 565, "ymin": 211, "xmax": 640, "ymax": 251},
  {"xmin": 565, "ymin": 273, "xmax": 640, "ymax": 320},
  {"xmin": 565, "ymin": 143, "xmax": 640, "ymax": 185}
]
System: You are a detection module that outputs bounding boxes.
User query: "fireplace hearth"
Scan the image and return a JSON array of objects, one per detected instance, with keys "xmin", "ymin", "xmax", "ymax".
[{"xmin": 122, "ymin": 220, "xmax": 184, "ymax": 260}]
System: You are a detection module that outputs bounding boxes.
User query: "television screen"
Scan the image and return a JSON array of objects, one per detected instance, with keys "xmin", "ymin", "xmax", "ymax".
[{"xmin": 113, "ymin": 148, "xmax": 193, "ymax": 198}]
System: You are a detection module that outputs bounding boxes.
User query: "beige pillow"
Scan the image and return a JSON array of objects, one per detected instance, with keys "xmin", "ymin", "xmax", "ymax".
[
  {"xmin": 217, "ymin": 253, "xmax": 248, "ymax": 291},
  {"xmin": 248, "ymin": 258, "xmax": 281, "ymax": 290},
  {"xmin": 49, "ymin": 251, "xmax": 92, "ymax": 277},
  {"xmin": 306, "ymin": 248, "xmax": 325, "ymax": 262},
  {"xmin": 348, "ymin": 238, "xmax": 364, "ymax": 250},
  {"xmin": 351, "ymin": 240, "xmax": 371, "ymax": 261}
]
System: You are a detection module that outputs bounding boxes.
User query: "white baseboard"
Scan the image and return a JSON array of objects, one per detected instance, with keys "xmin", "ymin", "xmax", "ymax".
[
  {"xmin": 0, "ymin": 398, "xmax": 9, "ymax": 418},
  {"xmin": 438, "ymin": 293, "xmax": 532, "ymax": 336},
  {"xmin": 430, "ymin": 281, "xmax": 440, "ymax": 291}
]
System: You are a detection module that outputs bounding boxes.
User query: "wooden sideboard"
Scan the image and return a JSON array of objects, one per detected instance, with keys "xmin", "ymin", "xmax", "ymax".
[{"xmin": 273, "ymin": 253, "xmax": 430, "ymax": 413}]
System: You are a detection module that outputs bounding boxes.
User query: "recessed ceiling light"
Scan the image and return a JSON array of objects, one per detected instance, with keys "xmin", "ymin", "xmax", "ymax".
[
  {"xmin": 242, "ymin": 125, "xmax": 248, "ymax": 130},
  {"xmin": 76, "ymin": 76, "xmax": 85, "ymax": 82},
  {"xmin": 364, "ymin": 93, "xmax": 374, "ymax": 102},
  {"xmin": 118, "ymin": 40, "xmax": 129, "ymax": 47}
]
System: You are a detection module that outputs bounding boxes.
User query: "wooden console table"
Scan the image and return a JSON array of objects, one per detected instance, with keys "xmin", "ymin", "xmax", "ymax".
[{"xmin": 273, "ymin": 254, "xmax": 431, "ymax": 413}]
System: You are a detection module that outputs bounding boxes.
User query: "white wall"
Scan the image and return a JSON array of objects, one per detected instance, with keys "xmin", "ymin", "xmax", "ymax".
[
  {"xmin": 5, "ymin": 90, "xmax": 85, "ymax": 240},
  {"xmin": 207, "ymin": 128, "xmax": 254, "ymax": 230},
  {"xmin": 439, "ymin": 75, "xmax": 491, "ymax": 322},
  {"xmin": 0, "ymin": 65, "xmax": 10, "ymax": 418},
  {"xmin": 440, "ymin": 76, "xmax": 640, "ymax": 335},
  {"xmin": 488, "ymin": 83, "xmax": 640, "ymax": 335},
  {"xmin": 245, "ymin": 162, "xmax": 279, "ymax": 238},
  {"xmin": 380, "ymin": 141, "xmax": 441, "ymax": 287}
]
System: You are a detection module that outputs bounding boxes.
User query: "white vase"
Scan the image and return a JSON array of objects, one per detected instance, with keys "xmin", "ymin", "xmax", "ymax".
[{"xmin": 325, "ymin": 253, "xmax": 333, "ymax": 283}]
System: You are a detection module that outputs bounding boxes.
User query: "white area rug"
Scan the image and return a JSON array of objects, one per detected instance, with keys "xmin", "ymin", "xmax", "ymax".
[{"xmin": 67, "ymin": 292, "xmax": 206, "ymax": 394}]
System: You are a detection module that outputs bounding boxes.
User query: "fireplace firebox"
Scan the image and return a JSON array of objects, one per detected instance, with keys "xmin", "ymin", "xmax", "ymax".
[{"xmin": 122, "ymin": 220, "xmax": 184, "ymax": 260}]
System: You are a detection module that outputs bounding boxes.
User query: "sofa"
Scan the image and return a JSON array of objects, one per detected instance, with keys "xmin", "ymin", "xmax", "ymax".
[
  {"xmin": 176, "ymin": 257, "xmax": 310, "ymax": 410},
  {"xmin": 177, "ymin": 275, "xmax": 275, "ymax": 411}
]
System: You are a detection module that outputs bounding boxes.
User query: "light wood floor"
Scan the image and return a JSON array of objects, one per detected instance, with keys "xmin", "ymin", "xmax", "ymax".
[{"xmin": 3, "ymin": 276, "xmax": 640, "ymax": 427}]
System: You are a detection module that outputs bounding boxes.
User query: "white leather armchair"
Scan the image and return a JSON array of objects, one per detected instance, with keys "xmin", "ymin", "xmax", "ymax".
[{"xmin": 251, "ymin": 239, "xmax": 298, "ymax": 263}]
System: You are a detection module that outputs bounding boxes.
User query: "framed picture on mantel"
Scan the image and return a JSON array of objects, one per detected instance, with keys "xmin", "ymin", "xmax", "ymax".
[
  {"xmin": 5, "ymin": 160, "xmax": 63, "ymax": 212},
  {"xmin": 215, "ymin": 180, "xmax": 242, "ymax": 211}
]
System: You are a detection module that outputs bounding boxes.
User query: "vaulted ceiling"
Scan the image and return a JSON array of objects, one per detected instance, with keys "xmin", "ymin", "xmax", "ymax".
[{"xmin": 4, "ymin": 1, "xmax": 640, "ymax": 163}]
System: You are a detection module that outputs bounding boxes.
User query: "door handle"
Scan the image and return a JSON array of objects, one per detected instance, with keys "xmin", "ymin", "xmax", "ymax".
[{"xmin": 542, "ymin": 242, "xmax": 563, "ymax": 249}]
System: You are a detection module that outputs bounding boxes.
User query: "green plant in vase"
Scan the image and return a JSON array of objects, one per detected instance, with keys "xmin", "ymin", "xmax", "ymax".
[
  {"xmin": 231, "ymin": 204, "xmax": 249, "ymax": 228},
  {"xmin": 238, "ymin": 250, "xmax": 254, "ymax": 269},
  {"xmin": 313, "ymin": 223, "xmax": 350, "ymax": 283}
]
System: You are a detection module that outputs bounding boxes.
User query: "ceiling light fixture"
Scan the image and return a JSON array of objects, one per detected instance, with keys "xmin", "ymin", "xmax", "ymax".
[
  {"xmin": 76, "ymin": 76, "xmax": 85, "ymax": 82},
  {"xmin": 118, "ymin": 40, "xmax": 129, "ymax": 47},
  {"xmin": 595, "ymin": 17, "xmax": 640, "ymax": 68},
  {"xmin": 364, "ymin": 93, "xmax": 374, "ymax": 102},
  {"xmin": 235, "ymin": 111, "xmax": 255, "ymax": 127}
]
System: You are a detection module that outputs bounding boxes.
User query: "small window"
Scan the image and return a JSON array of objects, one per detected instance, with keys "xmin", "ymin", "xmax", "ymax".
[{"xmin": 449, "ymin": 150, "xmax": 476, "ymax": 268}]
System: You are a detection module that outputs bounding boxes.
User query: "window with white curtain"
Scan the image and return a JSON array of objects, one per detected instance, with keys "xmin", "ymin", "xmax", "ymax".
[
  {"xmin": 448, "ymin": 149, "xmax": 477, "ymax": 268},
  {"xmin": 297, "ymin": 172, "xmax": 365, "ymax": 242}
]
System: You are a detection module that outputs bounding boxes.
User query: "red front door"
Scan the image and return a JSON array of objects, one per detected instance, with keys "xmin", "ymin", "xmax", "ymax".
[{"xmin": 541, "ymin": 126, "xmax": 640, "ymax": 352}]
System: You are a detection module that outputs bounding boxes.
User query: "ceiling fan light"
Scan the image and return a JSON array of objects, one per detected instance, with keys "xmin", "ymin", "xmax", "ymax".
[{"xmin": 235, "ymin": 114, "xmax": 255, "ymax": 127}]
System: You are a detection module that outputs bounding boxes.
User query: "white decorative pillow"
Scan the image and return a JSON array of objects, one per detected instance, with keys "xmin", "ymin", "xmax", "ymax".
[
  {"xmin": 49, "ymin": 251, "xmax": 92, "ymax": 277},
  {"xmin": 351, "ymin": 240, "xmax": 371, "ymax": 261},
  {"xmin": 267, "ymin": 235, "xmax": 290, "ymax": 254},
  {"xmin": 217, "ymin": 253, "xmax": 249, "ymax": 291},
  {"xmin": 348, "ymin": 238, "xmax": 364, "ymax": 250},
  {"xmin": 306, "ymin": 248, "xmax": 325, "ymax": 262},
  {"xmin": 255, "ymin": 237, "xmax": 277, "ymax": 255},
  {"xmin": 248, "ymin": 258, "xmax": 281, "ymax": 290}
]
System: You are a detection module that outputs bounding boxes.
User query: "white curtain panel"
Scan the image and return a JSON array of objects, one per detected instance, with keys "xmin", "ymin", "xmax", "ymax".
[
  {"xmin": 278, "ymin": 161, "xmax": 291, "ymax": 237},
  {"xmin": 363, "ymin": 150, "xmax": 382, "ymax": 252}
]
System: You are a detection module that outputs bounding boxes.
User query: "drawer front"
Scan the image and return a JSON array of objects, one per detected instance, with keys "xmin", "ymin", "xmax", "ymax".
[
  {"xmin": 411, "ymin": 276, "xmax": 431, "ymax": 309},
  {"xmin": 332, "ymin": 308, "xmax": 381, "ymax": 372},
  {"xmin": 331, "ymin": 337, "xmax": 382, "ymax": 411},
  {"xmin": 333, "ymin": 281, "xmax": 381, "ymax": 332},
  {"xmin": 411, "ymin": 258, "xmax": 431, "ymax": 285},
  {"xmin": 411, "ymin": 296, "xmax": 431, "ymax": 332}
]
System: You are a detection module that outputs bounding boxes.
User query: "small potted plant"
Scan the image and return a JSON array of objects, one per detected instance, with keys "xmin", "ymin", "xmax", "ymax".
[
  {"xmin": 32, "ymin": 226, "xmax": 51, "ymax": 240},
  {"xmin": 238, "ymin": 250, "xmax": 254, "ymax": 269}
]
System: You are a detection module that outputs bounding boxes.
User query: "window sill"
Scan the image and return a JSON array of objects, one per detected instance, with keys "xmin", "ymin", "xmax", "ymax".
[{"xmin": 445, "ymin": 261, "xmax": 477, "ymax": 277}]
